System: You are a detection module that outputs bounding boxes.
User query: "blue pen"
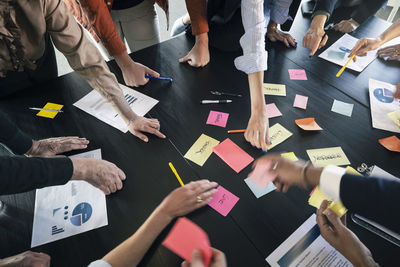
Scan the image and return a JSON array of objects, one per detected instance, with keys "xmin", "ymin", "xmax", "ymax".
[
  {"xmin": 339, "ymin": 46, "xmax": 352, "ymax": 53},
  {"xmin": 145, "ymin": 75, "xmax": 173, "ymax": 82}
]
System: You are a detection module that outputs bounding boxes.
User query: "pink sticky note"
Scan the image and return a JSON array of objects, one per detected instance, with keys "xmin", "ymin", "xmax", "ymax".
[
  {"xmin": 288, "ymin": 69, "xmax": 307, "ymax": 80},
  {"xmin": 206, "ymin": 110, "xmax": 229, "ymax": 128},
  {"xmin": 208, "ymin": 185, "xmax": 239, "ymax": 216},
  {"xmin": 266, "ymin": 103, "xmax": 282, "ymax": 118},
  {"xmin": 293, "ymin": 94, "xmax": 308, "ymax": 109},
  {"xmin": 248, "ymin": 161, "xmax": 277, "ymax": 188},
  {"xmin": 162, "ymin": 217, "xmax": 212, "ymax": 266},
  {"xmin": 213, "ymin": 138, "xmax": 254, "ymax": 173}
]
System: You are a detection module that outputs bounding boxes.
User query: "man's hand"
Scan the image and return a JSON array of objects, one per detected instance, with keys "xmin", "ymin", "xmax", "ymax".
[
  {"xmin": 128, "ymin": 116, "xmax": 166, "ymax": 142},
  {"xmin": 303, "ymin": 15, "xmax": 328, "ymax": 56},
  {"xmin": 377, "ymin": 44, "xmax": 400, "ymax": 61},
  {"xmin": 335, "ymin": 18, "xmax": 359, "ymax": 33},
  {"xmin": 71, "ymin": 158, "xmax": 126, "ymax": 195},
  {"xmin": 245, "ymin": 109, "xmax": 269, "ymax": 152},
  {"xmin": 0, "ymin": 251, "xmax": 50, "ymax": 267},
  {"xmin": 267, "ymin": 22, "xmax": 296, "ymax": 47},
  {"xmin": 179, "ymin": 33, "xmax": 210, "ymax": 67},
  {"xmin": 26, "ymin": 137, "xmax": 89, "ymax": 157},
  {"xmin": 181, "ymin": 248, "xmax": 227, "ymax": 267}
]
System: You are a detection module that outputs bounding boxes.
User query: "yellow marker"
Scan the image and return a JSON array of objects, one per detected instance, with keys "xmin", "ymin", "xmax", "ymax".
[
  {"xmin": 336, "ymin": 54, "xmax": 355, "ymax": 77},
  {"xmin": 169, "ymin": 162, "xmax": 184, "ymax": 187}
]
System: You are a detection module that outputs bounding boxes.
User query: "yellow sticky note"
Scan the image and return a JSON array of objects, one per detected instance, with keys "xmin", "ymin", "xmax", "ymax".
[
  {"xmin": 184, "ymin": 134, "xmax": 220, "ymax": 166},
  {"xmin": 281, "ymin": 152, "xmax": 298, "ymax": 161},
  {"xmin": 306, "ymin": 146, "xmax": 350, "ymax": 167},
  {"xmin": 387, "ymin": 110, "xmax": 400, "ymax": 127},
  {"xmin": 263, "ymin": 83, "xmax": 286, "ymax": 96},
  {"xmin": 36, "ymin": 103, "xmax": 63, "ymax": 119},
  {"xmin": 267, "ymin": 123, "xmax": 293, "ymax": 150},
  {"xmin": 345, "ymin": 166, "xmax": 362, "ymax": 176},
  {"xmin": 308, "ymin": 186, "xmax": 347, "ymax": 217}
]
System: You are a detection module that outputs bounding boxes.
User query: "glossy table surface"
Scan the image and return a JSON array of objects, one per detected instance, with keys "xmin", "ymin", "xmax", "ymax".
[{"xmin": 0, "ymin": 9, "xmax": 399, "ymax": 267}]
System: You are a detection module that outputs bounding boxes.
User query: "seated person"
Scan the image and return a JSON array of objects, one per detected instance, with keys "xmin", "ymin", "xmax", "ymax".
[
  {"xmin": 88, "ymin": 180, "xmax": 219, "ymax": 267},
  {"xmin": 350, "ymin": 18, "xmax": 400, "ymax": 98},
  {"xmin": 303, "ymin": 0, "xmax": 387, "ymax": 56},
  {"xmin": 253, "ymin": 154, "xmax": 400, "ymax": 266},
  {"xmin": 0, "ymin": 0, "xmax": 164, "ymax": 142}
]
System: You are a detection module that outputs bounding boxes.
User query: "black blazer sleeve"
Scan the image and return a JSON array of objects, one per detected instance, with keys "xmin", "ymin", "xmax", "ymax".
[
  {"xmin": 313, "ymin": 0, "xmax": 338, "ymax": 17},
  {"xmin": 352, "ymin": 0, "xmax": 387, "ymax": 24},
  {"xmin": 0, "ymin": 111, "xmax": 32, "ymax": 154},
  {"xmin": 340, "ymin": 174, "xmax": 400, "ymax": 233},
  {"xmin": 0, "ymin": 156, "xmax": 73, "ymax": 195}
]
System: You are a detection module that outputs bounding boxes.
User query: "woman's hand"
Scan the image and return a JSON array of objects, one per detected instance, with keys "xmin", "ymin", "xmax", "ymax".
[{"xmin": 377, "ymin": 44, "xmax": 400, "ymax": 61}]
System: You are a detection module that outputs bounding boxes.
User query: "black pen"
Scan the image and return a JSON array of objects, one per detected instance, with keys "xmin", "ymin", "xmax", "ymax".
[{"xmin": 201, "ymin": 100, "xmax": 232, "ymax": 104}]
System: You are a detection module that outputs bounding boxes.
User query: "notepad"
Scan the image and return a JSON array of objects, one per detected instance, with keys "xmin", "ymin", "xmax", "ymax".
[
  {"xmin": 306, "ymin": 146, "xmax": 350, "ymax": 167},
  {"xmin": 245, "ymin": 179, "xmax": 276, "ymax": 198},
  {"xmin": 266, "ymin": 103, "xmax": 282, "ymax": 118},
  {"xmin": 379, "ymin": 136, "xmax": 400, "ymax": 152},
  {"xmin": 36, "ymin": 103, "xmax": 63, "ymax": 119},
  {"xmin": 308, "ymin": 186, "xmax": 347, "ymax": 218},
  {"xmin": 162, "ymin": 217, "xmax": 212, "ymax": 266},
  {"xmin": 263, "ymin": 83, "xmax": 286, "ymax": 96},
  {"xmin": 266, "ymin": 123, "xmax": 293, "ymax": 150},
  {"xmin": 206, "ymin": 110, "xmax": 229, "ymax": 128},
  {"xmin": 208, "ymin": 185, "xmax": 239, "ymax": 216},
  {"xmin": 281, "ymin": 152, "xmax": 298, "ymax": 161},
  {"xmin": 248, "ymin": 160, "xmax": 277, "ymax": 188},
  {"xmin": 295, "ymin": 117, "xmax": 323, "ymax": 131},
  {"xmin": 213, "ymin": 138, "xmax": 254, "ymax": 173},
  {"xmin": 288, "ymin": 69, "xmax": 307, "ymax": 80},
  {"xmin": 331, "ymin": 100, "xmax": 354, "ymax": 117},
  {"xmin": 293, "ymin": 94, "xmax": 308, "ymax": 110},
  {"xmin": 387, "ymin": 110, "xmax": 400, "ymax": 127},
  {"xmin": 184, "ymin": 134, "xmax": 220, "ymax": 166}
]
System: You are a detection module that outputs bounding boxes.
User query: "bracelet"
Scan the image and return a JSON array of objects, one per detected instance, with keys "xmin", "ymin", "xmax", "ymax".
[{"xmin": 301, "ymin": 161, "xmax": 312, "ymax": 189}]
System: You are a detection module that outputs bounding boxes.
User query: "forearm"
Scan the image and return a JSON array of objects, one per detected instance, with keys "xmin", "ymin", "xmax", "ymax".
[
  {"xmin": 185, "ymin": 0, "xmax": 209, "ymax": 35},
  {"xmin": 114, "ymin": 51, "xmax": 134, "ymax": 70},
  {"xmin": 248, "ymin": 72, "xmax": 265, "ymax": 115},
  {"xmin": 378, "ymin": 19, "xmax": 400, "ymax": 44},
  {"xmin": 102, "ymin": 207, "xmax": 172, "ymax": 266},
  {"xmin": 310, "ymin": 14, "xmax": 327, "ymax": 30}
]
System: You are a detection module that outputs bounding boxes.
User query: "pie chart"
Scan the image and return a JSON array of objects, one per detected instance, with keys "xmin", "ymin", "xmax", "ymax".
[
  {"xmin": 374, "ymin": 88, "xmax": 394, "ymax": 103},
  {"xmin": 70, "ymin": 202, "xmax": 92, "ymax": 226}
]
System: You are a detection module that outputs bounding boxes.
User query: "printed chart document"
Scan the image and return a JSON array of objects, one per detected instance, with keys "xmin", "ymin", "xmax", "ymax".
[
  {"xmin": 266, "ymin": 214, "xmax": 352, "ymax": 267},
  {"xmin": 31, "ymin": 149, "xmax": 107, "ymax": 247},
  {"xmin": 73, "ymin": 84, "xmax": 159, "ymax": 132},
  {"xmin": 369, "ymin": 79, "xmax": 400, "ymax": 133}
]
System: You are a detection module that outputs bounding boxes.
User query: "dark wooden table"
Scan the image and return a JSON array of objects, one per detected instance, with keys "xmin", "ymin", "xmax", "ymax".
[{"xmin": 1, "ymin": 9, "xmax": 399, "ymax": 267}]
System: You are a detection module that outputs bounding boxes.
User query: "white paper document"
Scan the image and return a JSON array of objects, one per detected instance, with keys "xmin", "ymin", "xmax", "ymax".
[
  {"xmin": 31, "ymin": 149, "xmax": 107, "ymax": 247},
  {"xmin": 369, "ymin": 79, "xmax": 400, "ymax": 133},
  {"xmin": 73, "ymin": 84, "xmax": 159, "ymax": 132},
  {"xmin": 266, "ymin": 214, "xmax": 352, "ymax": 267}
]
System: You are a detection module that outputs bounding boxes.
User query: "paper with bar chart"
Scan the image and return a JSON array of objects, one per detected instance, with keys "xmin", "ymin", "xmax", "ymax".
[
  {"xmin": 73, "ymin": 84, "xmax": 159, "ymax": 132},
  {"xmin": 31, "ymin": 149, "xmax": 107, "ymax": 247}
]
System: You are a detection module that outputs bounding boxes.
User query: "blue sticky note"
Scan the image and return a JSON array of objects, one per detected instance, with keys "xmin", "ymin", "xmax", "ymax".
[
  {"xmin": 331, "ymin": 100, "xmax": 354, "ymax": 117},
  {"xmin": 244, "ymin": 178, "xmax": 276, "ymax": 198}
]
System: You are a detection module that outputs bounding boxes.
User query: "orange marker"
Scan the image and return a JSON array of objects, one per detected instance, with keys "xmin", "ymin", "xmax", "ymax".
[{"xmin": 227, "ymin": 129, "xmax": 246, "ymax": 133}]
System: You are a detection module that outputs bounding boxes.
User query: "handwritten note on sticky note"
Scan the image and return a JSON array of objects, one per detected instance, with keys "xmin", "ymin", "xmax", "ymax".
[
  {"xmin": 379, "ymin": 136, "xmax": 400, "ymax": 152},
  {"xmin": 387, "ymin": 110, "xmax": 400, "ymax": 127},
  {"xmin": 36, "ymin": 103, "xmax": 63, "ymax": 119},
  {"xmin": 293, "ymin": 94, "xmax": 308, "ymax": 109},
  {"xmin": 266, "ymin": 103, "xmax": 282, "ymax": 119},
  {"xmin": 206, "ymin": 110, "xmax": 229, "ymax": 128},
  {"xmin": 345, "ymin": 166, "xmax": 362, "ymax": 176},
  {"xmin": 213, "ymin": 138, "xmax": 254, "ymax": 173},
  {"xmin": 248, "ymin": 160, "xmax": 277, "ymax": 188},
  {"xmin": 295, "ymin": 117, "xmax": 323, "ymax": 131},
  {"xmin": 281, "ymin": 152, "xmax": 298, "ymax": 161},
  {"xmin": 245, "ymin": 179, "xmax": 276, "ymax": 198},
  {"xmin": 184, "ymin": 134, "xmax": 220, "ymax": 166},
  {"xmin": 263, "ymin": 83, "xmax": 286, "ymax": 96},
  {"xmin": 306, "ymin": 146, "xmax": 350, "ymax": 167},
  {"xmin": 266, "ymin": 123, "xmax": 293, "ymax": 150},
  {"xmin": 331, "ymin": 100, "xmax": 354, "ymax": 117},
  {"xmin": 308, "ymin": 186, "xmax": 347, "ymax": 217},
  {"xmin": 208, "ymin": 185, "xmax": 239, "ymax": 216},
  {"xmin": 162, "ymin": 217, "xmax": 212, "ymax": 266},
  {"xmin": 288, "ymin": 69, "xmax": 307, "ymax": 80}
]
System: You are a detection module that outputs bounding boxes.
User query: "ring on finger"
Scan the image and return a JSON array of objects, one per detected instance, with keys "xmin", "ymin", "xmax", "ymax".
[{"xmin": 196, "ymin": 196, "xmax": 203, "ymax": 203}]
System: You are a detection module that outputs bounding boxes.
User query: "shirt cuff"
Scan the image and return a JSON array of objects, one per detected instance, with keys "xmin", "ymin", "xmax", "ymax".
[
  {"xmin": 87, "ymin": 260, "xmax": 112, "ymax": 267},
  {"xmin": 234, "ymin": 51, "xmax": 268, "ymax": 74},
  {"xmin": 320, "ymin": 165, "xmax": 346, "ymax": 202}
]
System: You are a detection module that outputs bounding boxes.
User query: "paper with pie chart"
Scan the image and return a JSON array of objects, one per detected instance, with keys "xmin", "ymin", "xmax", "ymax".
[
  {"xmin": 31, "ymin": 149, "xmax": 108, "ymax": 247},
  {"xmin": 369, "ymin": 79, "xmax": 400, "ymax": 133}
]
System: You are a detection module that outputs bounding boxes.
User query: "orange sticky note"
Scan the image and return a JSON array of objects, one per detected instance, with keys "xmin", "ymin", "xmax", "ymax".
[
  {"xmin": 295, "ymin": 118, "xmax": 323, "ymax": 131},
  {"xmin": 378, "ymin": 136, "xmax": 400, "ymax": 152},
  {"xmin": 36, "ymin": 103, "xmax": 63, "ymax": 119}
]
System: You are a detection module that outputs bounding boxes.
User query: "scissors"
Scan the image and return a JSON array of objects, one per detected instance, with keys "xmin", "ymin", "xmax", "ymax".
[{"xmin": 357, "ymin": 163, "xmax": 374, "ymax": 175}]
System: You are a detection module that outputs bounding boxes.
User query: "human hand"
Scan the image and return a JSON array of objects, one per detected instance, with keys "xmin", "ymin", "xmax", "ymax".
[
  {"xmin": 158, "ymin": 180, "xmax": 218, "ymax": 220},
  {"xmin": 25, "ymin": 137, "xmax": 89, "ymax": 157},
  {"xmin": 245, "ymin": 109, "xmax": 269, "ymax": 151},
  {"xmin": 128, "ymin": 116, "xmax": 166, "ymax": 142},
  {"xmin": 317, "ymin": 201, "xmax": 378, "ymax": 267},
  {"xmin": 267, "ymin": 28, "xmax": 296, "ymax": 48},
  {"xmin": 181, "ymin": 248, "xmax": 227, "ymax": 267},
  {"xmin": 0, "ymin": 251, "xmax": 50, "ymax": 267},
  {"xmin": 349, "ymin": 38, "xmax": 382, "ymax": 62},
  {"xmin": 334, "ymin": 18, "xmax": 359, "ymax": 33},
  {"xmin": 395, "ymin": 82, "xmax": 400, "ymax": 99},
  {"xmin": 303, "ymin": 26, "xmax": 328, "ymax": 56},
  {"xmin": 377, "ymin": 44, "xmax": 400, "ymax": 61},
  {"xmin": 179, "ymin": 33, "xmax": 210, "ymax": 67},
  {"xmin": 71, "ymin": 158, "xmax": 126, "ymax": 195}
]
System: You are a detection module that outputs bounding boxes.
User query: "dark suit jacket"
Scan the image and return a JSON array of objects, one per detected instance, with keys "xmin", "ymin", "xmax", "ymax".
[{"xmin": 340, "ymin": 173, "xmax": 400, "ymax": 233}]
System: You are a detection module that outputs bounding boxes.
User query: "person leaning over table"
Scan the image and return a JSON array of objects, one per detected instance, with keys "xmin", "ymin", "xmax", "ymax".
[
  {"xmin": 349, "ymin": 18, "xmax": 400, "ymax": 98},
  {"xmin": 0, "ymin": 0, "xmax": 165, "ymax": 143},
  {"xmin": 254, "ymin": 154, "xmax": 400, "ymax": 267},
  {"xmin": 87, "ymin": 180, "xmax": 223, "ymax": 267},
  {"xmin": 303, "ymin": 0, "xmax": 387, "ymax": 57}
]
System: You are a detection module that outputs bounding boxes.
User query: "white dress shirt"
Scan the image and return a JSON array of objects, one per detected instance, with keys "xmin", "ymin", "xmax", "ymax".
[{"xmin": 320, "ymin": 165, "xmax": 346, "ymax": 202}]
